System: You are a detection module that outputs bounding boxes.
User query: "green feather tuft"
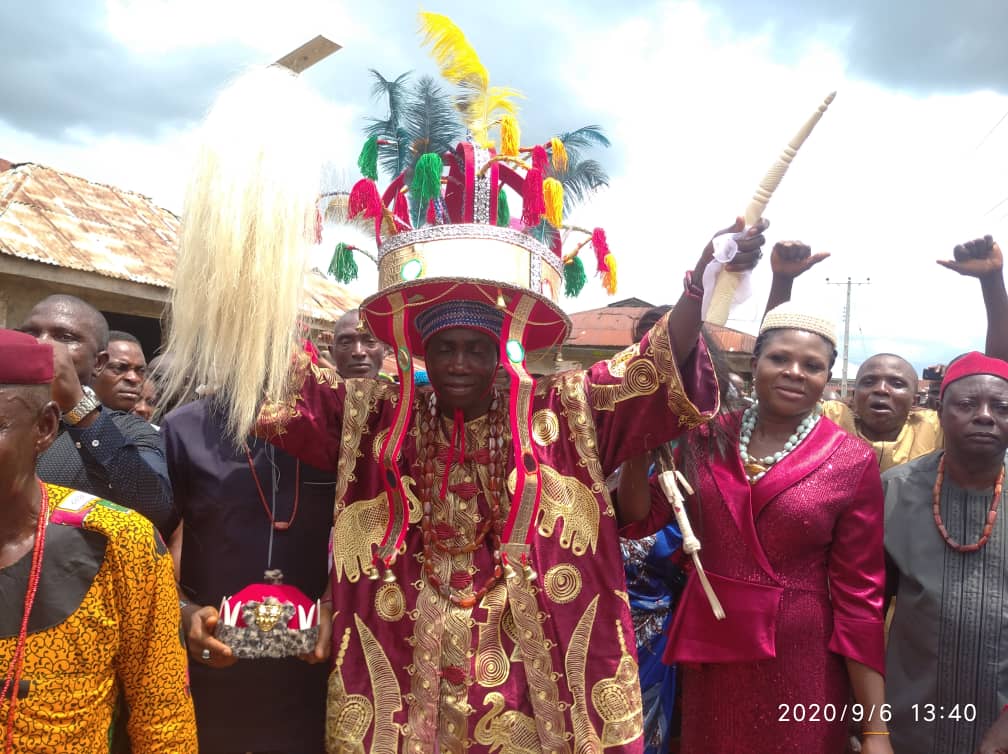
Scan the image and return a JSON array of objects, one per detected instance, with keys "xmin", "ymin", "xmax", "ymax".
[
  {"xmin": 496, "ymin": 190, "xmax": 510, "ymax": 227},
  {"xmin": 357, "ymin": 135, "xmax": 379, "ymax": 180},
  {"xmin": 409, "ymin": 152, "xmax": 443, "ymax": 226},
  {"xmin": 563, "ymin": 255, "xmax": 587, "ymax": 297},
  {"xmin": 328, "ymin": 242, "xmax": 359, "ymax": 284}
]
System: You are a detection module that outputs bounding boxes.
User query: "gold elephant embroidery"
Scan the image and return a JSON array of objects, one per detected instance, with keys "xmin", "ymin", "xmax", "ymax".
[
  {"xmin": 332, "ymin": 477, "xmax": 420, "ymax": 582},
  {"xmin": 507, "ymin": 465, "xmax": 600, "ymax": 556},
  {"xmin": 475, "ymin": 692, "xmax": 541, "ymax": 754}
]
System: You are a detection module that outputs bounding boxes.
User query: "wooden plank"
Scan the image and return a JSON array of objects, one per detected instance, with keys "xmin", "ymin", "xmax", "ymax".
[{"xmin": 274, "ymin": 35, "xmax": 341, "ymax": 73}]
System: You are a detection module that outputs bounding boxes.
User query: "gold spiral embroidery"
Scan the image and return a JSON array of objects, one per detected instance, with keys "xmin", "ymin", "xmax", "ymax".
[
  {"xmin": 372, "ymin": 427, "xmax": 389, "ymax": 461},
  {"xmin": 531, "ymin": 409, "xmax": 560, "ymax": 447},
  {"xmin": 624, "ymin": 358, "xmax": 660, "ymax": 394},
  {"xmin": 544, "ymin": 564, "xmax": 582, "ymax": 605},
  {"xmin": 375, "ymin": 583, "xmax": 406, "ymax": 622},
  {"xmin": 590, "ymin": 359, "xmax": 660, "ymax": 412},
  {"xmin": 474, "ymin": 647, "xmax": 509, "ymax": 688},
  {"xmin": 475, "ymin": 583, "xmax": 511, "ymax": 688}
]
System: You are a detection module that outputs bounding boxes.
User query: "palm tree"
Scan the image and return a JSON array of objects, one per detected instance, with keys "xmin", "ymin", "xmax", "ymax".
[
  {"xmin": 551, "ymin": 125, "xmax": 611, "ymax": 213},
  {"xmin": 365, "ymin": 70, "xmax": 464, "ymax": 180}
]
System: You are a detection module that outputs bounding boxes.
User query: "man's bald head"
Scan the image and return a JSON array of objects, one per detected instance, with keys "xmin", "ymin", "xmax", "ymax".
[
  {"xmin": 20, "ymin": 295, "xmax": 110, "ymax": 387},
  {"xmin": 335, "ymin": 309, "xmax": 361, "ymax": 331},
  {"xmin": 0, "ymin": 384, "xmax": 60, "ymax": 487},
  {"xmin": 853, "ymin": 353, "xmax": 919, "ymax": 441},
  {"xmin": 856, "ymin": 353, "xmax": 918, "ymax": 390},
  {"xmin": 32, "ymin": 295, "xmax": 109, "ymax": 349},
  {"xmin": 0, "ymin": 383, "xmax": 51, "ymax": 414}
]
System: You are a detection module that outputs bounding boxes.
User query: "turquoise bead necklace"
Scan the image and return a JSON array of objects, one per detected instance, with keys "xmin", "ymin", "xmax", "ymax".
[{"xmin": 738, "ymin": 401, "xmax": 822, "ymax": 483}]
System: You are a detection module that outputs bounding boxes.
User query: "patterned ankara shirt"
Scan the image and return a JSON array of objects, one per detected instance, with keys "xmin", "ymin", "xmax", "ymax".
[
  {"xmin": 257, "ymin": 313, "xmax": 719, "ymax": 754},
  {"xmin": 0, "ymin": 484, "xmax": 197, "ymax": 753},
  {"xmin": 36, "ymin": 407, "xmax": 174, "ymax": 536}
]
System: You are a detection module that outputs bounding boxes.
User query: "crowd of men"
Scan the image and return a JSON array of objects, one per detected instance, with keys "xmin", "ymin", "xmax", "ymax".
[{"xmin": 2, "ymin": 267, "xmax": 1007, "ymax": 753}]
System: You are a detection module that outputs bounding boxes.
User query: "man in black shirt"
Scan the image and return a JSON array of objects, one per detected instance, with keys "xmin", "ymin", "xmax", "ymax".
[
  {"xmin": 20, "ymin": 295, "xmax": 173, "ymax": 537},
  {"xmin": 163, "ymin": 401, "xmax": 334, "ymax": 754}
]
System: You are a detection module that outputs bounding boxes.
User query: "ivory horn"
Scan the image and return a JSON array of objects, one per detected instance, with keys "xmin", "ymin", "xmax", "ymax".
[{"xmin": 704, "ymin": 91, "xmax": 837, "ymax": 325}]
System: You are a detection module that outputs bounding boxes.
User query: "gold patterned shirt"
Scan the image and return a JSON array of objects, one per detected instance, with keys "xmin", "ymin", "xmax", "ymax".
[
  {"xmin": 823, "ymin": 401, "xmax": 943, "ymax": 472},
  {"xmin": 258, "ymin": 313, "xmax": 719, "ymax": 753},
  {"xmin": 0, "ymin": 484, "xmax": 197, "ymax": 753}
]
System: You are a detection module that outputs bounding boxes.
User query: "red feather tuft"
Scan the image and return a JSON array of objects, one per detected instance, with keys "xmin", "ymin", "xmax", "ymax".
[
  {"xmin": 393, "ymin": 191, "xmax": 411, "ymax": 231},
  {"xmin": 521, "ymin": 168, "xmax": 545, "ymax": 227},
  {"xmin": 313, "ymin": 207, "xmax": 323, "ymax": 245},
  {"xmin": 426, "ymin": 199, "xmax": 437, "ymax": 225},
  {"xmin": 531, "ymin": 145, "xmax": 549, "ymax": 174},
  {"xmin": 348, "ymin": 179, "xmax": 381, "ymax": 219},
  {"xmin": 348, "ymin": 178, "xmax": 383, "ymax": 245},
  {"xmin": 592, "ymin": 227, "xmax": 610, "ymax": 273}
]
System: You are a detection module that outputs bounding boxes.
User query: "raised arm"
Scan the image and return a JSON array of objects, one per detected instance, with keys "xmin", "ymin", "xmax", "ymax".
[
  {"xmin": 609, "ymin": 220, "xmax": 767, "ymax": 525},
  {"xmin": 762, "ymin": 240, "xmax": 831, "ymax": 317},
  {"xmin": 936, "ymin": 235, "xmax": 1008, "ymax": 361},
  {"xmin": 667, "ymin": 217, "xmax": 767, "ymax": 365},
  {"xmin": 254, "ymin": 355, "xmax": 362, "ymax": 472}
]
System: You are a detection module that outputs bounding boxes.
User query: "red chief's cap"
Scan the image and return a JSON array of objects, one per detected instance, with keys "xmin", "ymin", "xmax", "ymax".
[
  {"xmin": 0, "ymin": 329, "xmax": 53, "ymax": 384},
  {"xmin": 940, "ymin": 351, "xmax": 1008, "ymax": 399}
]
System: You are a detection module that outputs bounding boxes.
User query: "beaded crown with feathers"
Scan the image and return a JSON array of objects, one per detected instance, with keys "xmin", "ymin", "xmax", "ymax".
[{"xmin": 325, "ymin": 11, "xmax": 617, "ymax": 311}]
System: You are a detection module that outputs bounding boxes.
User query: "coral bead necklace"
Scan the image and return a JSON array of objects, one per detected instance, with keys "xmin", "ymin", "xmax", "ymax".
[
  {"xmin": 932, "ymin": 454, "xmax": 1002, "ymax": 553},
  {"xmin": 2, "ymin": 481, "xmax": 50, "ymax": 753}
]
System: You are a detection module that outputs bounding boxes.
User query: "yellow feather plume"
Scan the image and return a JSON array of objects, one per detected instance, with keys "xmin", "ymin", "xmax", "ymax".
[
  {"xmin": 419, "ymin": 11, "xmax": 521, "ymax": 148},
  {"xmin": 543, "ymin": 177, "xmax": 564, "ymax": 227},
  {"xmin": 501, "ymin": 114, "xmax": 520, "ymax": 156},
  {"xmin": 550, "ymin": 136, "xmax": 568, "ymax": 172},
  {"xmin": 602, "ymin": 253, "xmax": 618, "ymax": 295}
]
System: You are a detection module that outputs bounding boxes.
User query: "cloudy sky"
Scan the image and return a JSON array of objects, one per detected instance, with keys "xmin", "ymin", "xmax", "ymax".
[{"xmin": 4, "ymin": 0, "xmax": 1008, "ymax": 372}]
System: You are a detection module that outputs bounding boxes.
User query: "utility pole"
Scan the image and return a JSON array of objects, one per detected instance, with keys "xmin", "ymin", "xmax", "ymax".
[{"xmin": 825, "ymin": 277, "xmax": 870, "ymax": 399}]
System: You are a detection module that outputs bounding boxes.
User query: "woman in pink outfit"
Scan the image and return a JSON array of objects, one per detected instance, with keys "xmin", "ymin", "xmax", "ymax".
[{"xmin": 659, "ymin": 303, "xmax": 891, "ymax": 754}]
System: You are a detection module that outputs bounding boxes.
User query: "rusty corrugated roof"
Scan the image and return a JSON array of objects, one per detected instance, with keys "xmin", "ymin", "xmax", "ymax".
[
  {"xmin": 567, "ymin": 306, "xmax": 652, "ymax": 348},
  {"xmin": 566, "ymin": 304, "xmax": 755, "ymax": 353},
  {"xmin": 704, "ymin": 322, "xmax": 756, "ymax": 353},
  {"xmin": 0, "ymin": 162, "xmax": 359, "ymax": 323},
  {"xmin": 301, "ymin": 269, "xmax": 364, "ymax": 324}
]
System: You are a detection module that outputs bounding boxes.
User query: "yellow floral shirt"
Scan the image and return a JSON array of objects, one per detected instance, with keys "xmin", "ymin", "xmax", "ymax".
[{"xmin": 0, "ymin": 484, "xmax": 197, "ymax": 753}]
